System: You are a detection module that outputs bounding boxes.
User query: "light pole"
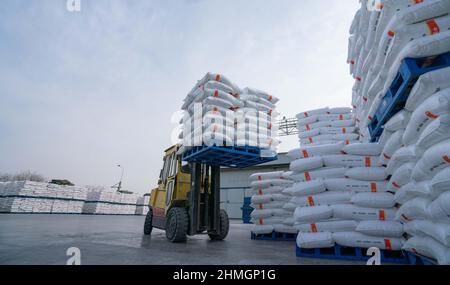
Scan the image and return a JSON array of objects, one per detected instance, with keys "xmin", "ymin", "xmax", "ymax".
[{"xmin": 116, "ymin": 164, "xmax": 124, "ymax": 193}]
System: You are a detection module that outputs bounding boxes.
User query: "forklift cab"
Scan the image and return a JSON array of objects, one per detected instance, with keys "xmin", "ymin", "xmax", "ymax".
[{"xmin": 144, "ymin": 144, "xmax": 229, "ymax": 243}]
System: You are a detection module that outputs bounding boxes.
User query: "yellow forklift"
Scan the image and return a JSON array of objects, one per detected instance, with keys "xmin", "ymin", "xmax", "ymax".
[{"xmin": 143, "ymin": 144, "xmax": 229, "ymax": 242}]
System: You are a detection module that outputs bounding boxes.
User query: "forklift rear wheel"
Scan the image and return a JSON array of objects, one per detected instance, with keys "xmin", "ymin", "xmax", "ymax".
[
  {"xmin": 143, "ymin": 208, "xmax": 153, "ymax": 235},
  {"xmin": 208, "ymin": 209, "xmax": 230, "ymax": 241},
  {"xmin": 166, "ymin": 207, "xmax": 188, "ymax": 243}
]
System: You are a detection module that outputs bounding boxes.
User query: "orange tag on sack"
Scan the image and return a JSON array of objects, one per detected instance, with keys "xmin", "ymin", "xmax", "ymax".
[
  {"xmin": 308, "ymin": 138, "xmax": 313, "ymax": 144},
  {"xmin": 259, "ymin": 219, "xmax": 264, "ymax": 225},
  {"xmin": 342, "ymin": 128, "xmax": 347, "ymax": 134},
  {"xmin": 383, "ymin": 153, "xmax": 391, "ymax": 160},
  {"xmin": 426, "ymin": 19, "xmax": 440, "ymax": 35},
  {"xmin": 387, "ymin": 31, "xmax": 395, "ymax": 37},
  {"xmin": 371, "ymin": 183, "xmax": 377, "ymax": 193},
  {"xmin": 304, "ymin": 172, "xmax": 311, "ymax": 181},
  {"xmin": 384, "ymin": 239, "xmax": 392, "ymax": 251},
  {"xmin": 425, "ymin": 111, "xmax": 439, "ymax": 119},
  {"xmin": 305, "ymin": 124, "xmax": 311, "ymax": 131},
  {"xmin": 443, "ymin": 155, "xmax": 450, "ymax": 163},
  {"xmin": 339, "ymin": 114, "xmax": 344, "ymax": 120},
  {"xmin": 310, "ymin": 224, "xmax": 318, "ymax": 233},
  {"xmin": 379, "ymin": 210, "xmax": 386, "ymax": 221},
  {"xmin": 307, "ymin": 196, "xmax": 315, "ymax": 206},
  {"xmin": 365, "ymin": 157, "xmax": 372, "ymax": 167},
  {"xmin": 213, "ymin": 90, "xmax": 219, "ymax": 97},
  {"xmin": 215, "ymin": 74, "xmax": 221, "ymax": 81},
  {"xmin": 268, "ymin": 95, "xmax": 273, "ymax": 102},
  {"xmin": 302, "ymin": 150, "xmax": 310, "ymax": 158},
  {"xmin": 413, "ymin": 0, "xmax": 424, "ymax": 4},
  {"xmin": 258, "ymin": 175, "xmax": 262, "ymax": 181},
  {"xmin": 259, "ymin": 204, "xmax": 263, "ymax": 210},
  {"xmin": 258, "ymin": 189, "xmax": 263, "ymax": 195},
  {"xmin": 392, "ymin": 182, "xmax": 401, "ymax": 189}
]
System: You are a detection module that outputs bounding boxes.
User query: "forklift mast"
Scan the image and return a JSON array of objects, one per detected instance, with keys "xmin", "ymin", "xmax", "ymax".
[{"xmin": 188, "ymin": 163, "xmax": 221, "ymax": 236}]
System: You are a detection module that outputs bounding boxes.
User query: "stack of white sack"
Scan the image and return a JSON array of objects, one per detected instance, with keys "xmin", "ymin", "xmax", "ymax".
[
  {"xmin": 347, "ymin": 0, "xmax": 450, "ymax": 140},
  {"xmin": 386, "ymin": 86, "xmax": 450, "ymax": 264},
  {"xmin": 296, "ymin": 107, "xmax": 359, "ymax": 146},
  {"xmin": 179, "ymin": 73, "xmax": 280, "ymax": 152},
  {"xmin": 287, "ymin": 140, "xmax": 404, "ymax": 250},
  {"xmin": 248, "ymin": 171, "xmax": 296, "ymax": 235},
  {"xmin": 0, "ymin": 181, "xmax": 88, "ymax": 214},
  {"xmin": 82, "ymin": 187, "xmax": 139, "ymax": 215},
  {"xmin": 135, "ymin": 196, "xmax": 150, "ymax": 216}
]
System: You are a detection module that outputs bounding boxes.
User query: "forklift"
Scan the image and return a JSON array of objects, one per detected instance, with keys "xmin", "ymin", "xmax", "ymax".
[{"xmin": 143, "ymin": 144, "xmax": 229, "ymax": 242}]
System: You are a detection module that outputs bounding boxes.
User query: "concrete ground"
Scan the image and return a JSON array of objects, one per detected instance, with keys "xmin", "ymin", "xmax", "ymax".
[{"xmin": 0, "ymin": 214, "xmax": 363, "ymax": 265}]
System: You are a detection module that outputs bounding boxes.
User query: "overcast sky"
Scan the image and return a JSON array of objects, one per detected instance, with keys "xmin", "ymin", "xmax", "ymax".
[{"xmin": 0, "ymin": 0, "xmax": 360, "ymax": 194}]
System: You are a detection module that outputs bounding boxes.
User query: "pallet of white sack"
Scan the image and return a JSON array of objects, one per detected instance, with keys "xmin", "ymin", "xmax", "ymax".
[
  {"xmin": 296, "ymin": 244, "xmax": 409, "ymax": 264},
  {"xmin": 368, "ymin": 51, "xmax": 450, "ymax": 142},
  {"xmin": 405, "ymin": 251, "xmax": 437, "ymax": 266},
  {"xmin": 251, "ymin": 232, "xmax": 297, "ymax": 241},
  {"xmin": 182, "ymin": 145, "xmax": 277, "ymax": 168}
]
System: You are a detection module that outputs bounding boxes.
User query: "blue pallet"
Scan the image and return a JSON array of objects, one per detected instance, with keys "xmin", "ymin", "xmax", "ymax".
[
  {"xmin": 251, "ymin": 232, "xmax": 297, "ymax": 241},
  {"xmin": 181, "ymin": 145, "xmax": 277, "ymax": 168},
  {"xmin": 406, "ymin": 252, "xmax": 437, "ymax": 265},
  {"xmin": 369, "ymin": 51, "xmax": 450, "ymax": 142},
  {"xmin": 242, "ymin": 197, "xmax": 254, "ymax": 224},
  {"xmin": 296, "ymin": 245, "xmax": 409, "ymax": 264}
]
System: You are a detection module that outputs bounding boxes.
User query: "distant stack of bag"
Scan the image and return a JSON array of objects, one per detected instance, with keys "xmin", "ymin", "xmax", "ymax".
[
  {"xmin": 179, "ymin": 73, "xmax": 279, "ymax": 152},
  {"xmin": 348, "ymin": 0, "xmax": 450, "ymax": 141},
  {"xmin": 82, "ymin": 187, "xmax": 139, "ymax": 215},
  {"xmin": 296, "ymin": 107, "xmax": 359, "ymax": 146},
  {"xmin": 135, "ymin": 196, "xmax": 150, "ymax": 215},
  {"xmin": 0, "ymin": 181, "xmax": 87, "ymax": 214},
  {"xmin": 248, "ymin": 171, "xmax": 296, "ymax": 235}
]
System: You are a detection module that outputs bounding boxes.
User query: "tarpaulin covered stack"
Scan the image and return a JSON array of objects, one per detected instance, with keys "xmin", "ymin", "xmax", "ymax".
[
  {"xmin": 179, "ymin": 73, "xmax": 279, "ymax": 152},
  {"xmin": 248, "ymin": 171, "xmax": 296, "ymax": 235},
  {"xmin": 348, "ymin": 0, "xmax": 450, "ymax": 141}
]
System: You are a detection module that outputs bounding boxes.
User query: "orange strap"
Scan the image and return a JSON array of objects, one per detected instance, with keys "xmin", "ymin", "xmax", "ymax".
[{"xmin": 310, "ymin": 224, "xmax": 318, "ymax": 233}]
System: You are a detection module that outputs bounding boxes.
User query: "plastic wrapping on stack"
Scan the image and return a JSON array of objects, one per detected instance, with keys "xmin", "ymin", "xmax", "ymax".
[
  {"xmin": 347, "ymin": 0, "xmax": 450, "ymax": 141},
  {"xmin": 82, "ymin": 187, "xmax": 139, "ymax": 215},
  {"xmin": 135, "ymin": 196, "xmax": 150, "ymax": 215},
  {"xmin": 248, "ymin": 171, "xmax": 296, "ymax": 235},
  {"xmin": 296, "ymin": 107, "xmax": 359, "ymax": 146},
  {"xmin": 179, "ymin": 73, "xmax": 280, "ymax": 153},
  {"xmin": 0, "ymin": 181, "xmax": 88, "ymax": 214}
]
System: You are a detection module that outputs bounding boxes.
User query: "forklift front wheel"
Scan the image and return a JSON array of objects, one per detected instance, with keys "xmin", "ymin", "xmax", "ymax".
[
  {"xmin": 166, "ymin": 207, "xmax": 188, "ymax": 243},
  {"xmin": 209, "ymin": 209, "xmax": 230, "ymax": 241},
  {"xmin": 143, "ymin": 208, "xmax": 153, "ymax": 235}
]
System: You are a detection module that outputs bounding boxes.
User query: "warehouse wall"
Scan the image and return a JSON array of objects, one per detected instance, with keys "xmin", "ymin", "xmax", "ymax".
[{"xmin": 220, "ymin": 153, "xmax": 290, "ymax": 219}]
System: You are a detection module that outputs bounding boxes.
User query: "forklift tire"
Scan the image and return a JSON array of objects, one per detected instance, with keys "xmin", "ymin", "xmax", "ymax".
[
  {"xmin": 166, "ymin": 207, "xmax": 188, "ymax": 243},
  {"xmin": 143, "ymin": 208, "xmax": 153, "ymax": 235},
  {"xmin": 208, "ymin": 210, "xmax": 230, "ymax": 241}
]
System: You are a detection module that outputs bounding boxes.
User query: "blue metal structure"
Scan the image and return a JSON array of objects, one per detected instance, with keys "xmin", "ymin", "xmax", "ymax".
[
  {"xmin": 251, "ymin": 232, "xmax": 297, "ymax": 241},
  {"xmin": 368, "ymin": 52, "xmax": 450, "ymax": 142},
  {"xmin": 241, "ymin": 197, "xmax": 253, "ymax": 224},
  {"xmin": 296, "ymin": 244, "xmax": 409, "ymax": 264},
  {"xmin": 181, "ymin": 145, "xmax": 277, "ymax": 168}
]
